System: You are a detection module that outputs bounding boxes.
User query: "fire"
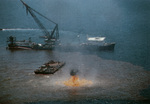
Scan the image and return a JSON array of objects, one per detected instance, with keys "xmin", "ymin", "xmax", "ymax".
[{"xmin": 63, "ymin": 75, "xmax": 92, "ymax": 87}]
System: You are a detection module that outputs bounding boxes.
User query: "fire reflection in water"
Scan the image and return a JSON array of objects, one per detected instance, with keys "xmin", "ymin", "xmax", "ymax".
[{"xmin": 63, "ymin": 75, "xmax": 93, "ymax": 87}]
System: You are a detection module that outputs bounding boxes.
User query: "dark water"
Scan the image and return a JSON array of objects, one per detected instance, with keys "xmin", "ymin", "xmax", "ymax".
[{"xmin": 0, "ymin": 0, "xmax": 150, "ymax": 104}]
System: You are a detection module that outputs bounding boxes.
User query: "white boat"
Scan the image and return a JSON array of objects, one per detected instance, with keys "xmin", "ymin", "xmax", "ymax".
[{"xmin": 81, "ymin": 36, "xmax": 115, "ymax": 50}]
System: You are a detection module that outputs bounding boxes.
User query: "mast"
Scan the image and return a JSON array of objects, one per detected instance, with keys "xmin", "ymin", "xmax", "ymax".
[{"xmin": 20, "ymin": 0, "xmax": 59, "ymax": 41}]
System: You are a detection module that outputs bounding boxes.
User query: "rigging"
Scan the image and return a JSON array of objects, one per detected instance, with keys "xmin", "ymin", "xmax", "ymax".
[{"xmin": 20, "ymin": 0, "xmax": 59, "ymax": 41}]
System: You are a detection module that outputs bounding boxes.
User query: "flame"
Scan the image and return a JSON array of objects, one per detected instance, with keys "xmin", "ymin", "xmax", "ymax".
[{"xmin": 63, "ymin": 75, "xmax": 92, "ymax": 87}]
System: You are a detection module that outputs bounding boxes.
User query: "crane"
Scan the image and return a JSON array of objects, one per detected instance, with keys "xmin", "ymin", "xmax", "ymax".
[{"xmin": 20, "ymin": 0, "xmax": 59, "ymax": 43}]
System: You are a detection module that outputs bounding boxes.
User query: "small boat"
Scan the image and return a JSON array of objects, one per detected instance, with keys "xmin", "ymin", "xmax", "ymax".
[{"xmin": 34, "ymin": 60, "xmax": 65, "ymax": 74}]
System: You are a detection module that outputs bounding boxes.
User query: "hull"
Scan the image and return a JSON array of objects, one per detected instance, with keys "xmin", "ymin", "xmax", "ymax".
[
  {"xmin": 32, "ymin": 44, "xmax": 54, "ymax": 50},
  {"xmin": 80, "ymin": 42, "xmax": 115, "ymax": 51},
  {"xmin": 7, "ymin": 45, "xmax": 54, "ymax": 50},
  {"xmin": 99, "ymin": 42, "xmax": 115, "ymax": 50},
  {"xmin": 34, "ymin": 68, "xmax": 59, "ymax": 74},
  {"xmin": 7, "ymin": 45, "xmax": 32, "ymax": 50},
  {"xmin": 7, "ymin": 42, "xmax": 54, "ymax": 50}
]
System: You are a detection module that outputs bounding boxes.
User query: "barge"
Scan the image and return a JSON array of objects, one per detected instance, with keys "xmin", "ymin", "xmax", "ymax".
[{"xmin": 34, "ymin": 60, "xmax": 65, "ymax": 74}]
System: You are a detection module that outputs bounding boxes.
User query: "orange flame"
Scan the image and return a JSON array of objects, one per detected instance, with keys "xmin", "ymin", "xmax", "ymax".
[{"xmin": 63, "ymin": 75, "xmax": 92, "ymax": 87}]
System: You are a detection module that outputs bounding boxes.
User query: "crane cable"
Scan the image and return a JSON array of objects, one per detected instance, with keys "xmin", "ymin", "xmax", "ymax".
[{"xmin": 20, "ymin": 0, "xmax": 57, "ymax": 25}]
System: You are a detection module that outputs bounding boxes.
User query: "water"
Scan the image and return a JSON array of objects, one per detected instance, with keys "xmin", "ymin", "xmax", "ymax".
[{"xmin": 0, "ymin": 0, "xmax": 150, "ymax": 103}]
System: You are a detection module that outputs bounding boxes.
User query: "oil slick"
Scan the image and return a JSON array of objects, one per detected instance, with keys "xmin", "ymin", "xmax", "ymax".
[
  {"xmin": 56, "ymin": 69, "xmax": 93, "ymax": 87},
  {"xmin": 64, "ymin": 69, "xmax": 93, "ymax": 87}
]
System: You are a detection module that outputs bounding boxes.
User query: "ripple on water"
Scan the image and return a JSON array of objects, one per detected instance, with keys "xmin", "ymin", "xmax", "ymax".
[{"xmin": 0, "ymin": 52, "xmax": 150, "ymax": 103}]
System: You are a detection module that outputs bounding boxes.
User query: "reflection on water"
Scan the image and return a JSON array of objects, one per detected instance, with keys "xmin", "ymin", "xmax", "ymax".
[{"xmin": 0, "ymin": 50, "xmax": 150, "ymax": 103}]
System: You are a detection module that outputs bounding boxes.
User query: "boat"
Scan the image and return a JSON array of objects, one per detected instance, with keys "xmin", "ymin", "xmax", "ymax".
[
  {"xmin": 34, "ymin": 60, "xmax": 65, "ymax": 74},
  {"xmin": 80, "ymin": 36, "xmax": 115, "ymax": 50},
  {"xmin": 6, "ymin": 36, "xmax": 33, "ymax": 50}
]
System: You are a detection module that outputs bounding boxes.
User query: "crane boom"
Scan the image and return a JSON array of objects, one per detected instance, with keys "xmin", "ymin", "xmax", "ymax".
[{"xmin": 20, "ymin": 0, "xmax": 59, "ymax": 41}]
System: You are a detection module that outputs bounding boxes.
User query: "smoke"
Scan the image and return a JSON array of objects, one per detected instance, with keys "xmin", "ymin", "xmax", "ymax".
[{"xmin": 70, "ymin": 69, "xmax": 79, "ymax": 76}]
